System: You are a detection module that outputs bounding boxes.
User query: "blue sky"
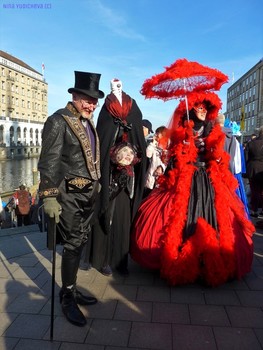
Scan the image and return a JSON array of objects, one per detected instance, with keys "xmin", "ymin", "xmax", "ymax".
[{"xmin": 1, "ymin": 0, "xmax": 262, "ymax": 130}]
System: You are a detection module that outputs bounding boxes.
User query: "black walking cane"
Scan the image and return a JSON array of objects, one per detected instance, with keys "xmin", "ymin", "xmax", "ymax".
[{"xmin": 47, "ymin": 216, "xmax": 57, "ymax": 341}]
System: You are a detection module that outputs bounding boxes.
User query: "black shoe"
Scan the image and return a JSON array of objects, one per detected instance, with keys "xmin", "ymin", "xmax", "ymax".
[
  {"xmin": 100, "ymin": 265, "xmax": 113, "ymax": 276},
  {"xmin": 60, "ymin": 289, "xmax": 86, "ymax": 327},
  {"xmin": 250, "ymin": 212, "xmax": 259, "ymax": 218},
  {"xmin": 74, "ymin": 289, "xmax": 97, "ymax": 305},
  {"xmin": 79, "ymin": 262, "xmax": 92, "ymax": 271}
]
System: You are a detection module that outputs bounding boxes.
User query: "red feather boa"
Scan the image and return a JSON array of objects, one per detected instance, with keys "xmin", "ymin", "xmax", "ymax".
[{"xmin": 159, "ymin": 123, "xmax": 255, "ymax": 287}]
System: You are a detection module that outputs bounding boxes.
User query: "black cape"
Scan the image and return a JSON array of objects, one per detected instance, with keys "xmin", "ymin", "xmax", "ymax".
[{"xmin": 95, "ymin": 98, "xmax": 147, "ymax": 225}]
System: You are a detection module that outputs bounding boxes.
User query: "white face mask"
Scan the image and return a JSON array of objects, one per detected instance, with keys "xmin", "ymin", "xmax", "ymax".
[
  {"xmin": 110, "ymin": 79, "xmax": 123, "ymax": 105},
  {"xmin": 116, "ymin": 146, "xmax": 135, "ymax": 166}
]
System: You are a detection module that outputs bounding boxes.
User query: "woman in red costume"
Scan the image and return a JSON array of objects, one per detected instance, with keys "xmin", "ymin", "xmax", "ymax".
[{"xmin": 130, "ymin": 90, "xmax": 255, "ymax": 287}]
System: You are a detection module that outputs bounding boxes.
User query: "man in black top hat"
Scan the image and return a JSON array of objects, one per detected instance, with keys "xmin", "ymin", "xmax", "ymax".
[{"xmin": 38, "ymin": 71, "xmax": 104, "ymax": 327}]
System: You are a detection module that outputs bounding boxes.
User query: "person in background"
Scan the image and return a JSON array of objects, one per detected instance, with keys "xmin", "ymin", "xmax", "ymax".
[
  {"xmin": 216, "ymin": 114, "xmax": 250, "ymax": 217},
  {"xmin": 245, "ymin": 125, "xmax": 263, "ymax": 218},
  {"xmin": 13, "ymin": 184, "xmax": 31, "ymax": 226},
  {"xmin": 0, "ymin": 196, "xmax": 6, "ymax": 228},
  {"xmin": 90, "ymin": 78, "xmax": 147, "ymax": 277},
  {"xmin": 142, "ymin": 119, "xmax": 154, "ymax": 143},
  {"xmin": 144, "ymin": 125, "xmax": 168, "ymax": 197},
  {"xmin": 38, "ymin": 71, "xmax": 104, "ymax": 327}
]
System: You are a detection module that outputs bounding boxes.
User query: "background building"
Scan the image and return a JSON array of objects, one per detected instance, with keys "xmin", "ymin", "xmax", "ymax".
[
  {"xmin": 226, "ymin": 58, "xmax": 263, "ymax": 141},
  {"xmin": 0, "ymin": 50, "xmax": 48, "ymax": 159}
]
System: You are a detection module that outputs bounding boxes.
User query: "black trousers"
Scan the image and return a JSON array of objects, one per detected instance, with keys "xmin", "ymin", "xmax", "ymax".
[{"xmin": 57, "ymin": 180, "xmax": 99, "ymax": 287}]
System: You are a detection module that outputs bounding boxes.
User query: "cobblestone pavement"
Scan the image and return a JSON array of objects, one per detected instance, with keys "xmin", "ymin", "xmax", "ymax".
[{"xmin": 0, "ymin": 221, "xmax": 263, "ymax": 350}]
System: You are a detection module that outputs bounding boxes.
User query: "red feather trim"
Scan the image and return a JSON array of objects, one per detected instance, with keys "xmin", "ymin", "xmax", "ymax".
[{"xmin": 158, "ymin": 123, "xmax": 255, "ymax": 287}]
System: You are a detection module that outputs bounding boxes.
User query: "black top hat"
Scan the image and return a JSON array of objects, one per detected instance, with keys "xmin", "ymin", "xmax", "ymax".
[
  {"xmin": 68, "ymin": 71, "xmax": 104, "ymax": 99},
  {"xmin": 142, "ymin": 119, "xmax": 154, "ymax": 133}
]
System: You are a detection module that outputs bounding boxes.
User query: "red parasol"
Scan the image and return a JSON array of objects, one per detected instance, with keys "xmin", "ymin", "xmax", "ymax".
[{"xmin": 140, "ymin": 58, "xmax": 229, "ymax": 101}]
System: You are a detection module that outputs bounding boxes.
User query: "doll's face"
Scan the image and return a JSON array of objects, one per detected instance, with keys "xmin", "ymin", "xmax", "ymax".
[
  {"xmin": 116, "ymin": 146, "xmax": 135, "ymax": 166},
  {"xmin": 193, "ymin": 103, "xmax": 207, "ymax": 121}
]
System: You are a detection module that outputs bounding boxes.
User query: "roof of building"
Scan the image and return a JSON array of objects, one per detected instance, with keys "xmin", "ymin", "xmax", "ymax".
[{"xmin": 0, "ymin": 50, "xmax": 41, "ymax": 75}]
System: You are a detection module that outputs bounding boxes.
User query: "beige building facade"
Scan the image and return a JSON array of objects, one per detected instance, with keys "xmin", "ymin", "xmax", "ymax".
[
  {"xmin": 0, "ymin": 50, "xmax": 48, "ymax": 159},
  {"xmin": 226, "ymin": 58, "xmax": 263, "ymax": 140}
]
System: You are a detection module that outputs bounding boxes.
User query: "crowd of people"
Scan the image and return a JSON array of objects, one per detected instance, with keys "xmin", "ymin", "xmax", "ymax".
[
  {"xmin": 15, "ymin": 59, "xmax": 260, "ymax": 327},
  {"xmin": 0, "ymin": 184, "xmax": 39, "ymax": 229}
]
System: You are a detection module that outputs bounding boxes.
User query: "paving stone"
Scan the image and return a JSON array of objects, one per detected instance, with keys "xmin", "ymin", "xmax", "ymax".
[
  {"xmin": 85, "ymin": 319, "xmax": 131, "ymax": 347},
  {"xmin": 226, "ymin": 306, "xmax": 263, "ymax": 328},
  {"xmin": 0, "ymin": 224, "xmax": 263, "ymax": 349},
  {"xmin": 0, "ymin": 294, "xmax": 17, "ymax": 312},
  {"xmin": 82, "ymin": 299, "xmax": 117, "ymax": 319},
  {"xmin": 13, "ymin": 338, "xmax": 61, "ymax": 350},
  {"xmin": 152, "ymin": 302, "xmax": 190, "ymax": 324},
  {"xmin": 172, "ymin": 324, "xmax": 217, "ymax": 350},
  {"xmin": 6, "ymin": 292, "xmax": 48, "ymax": 314},
  {"xmin": 254, "ymin": 328, "xmax": 263, "ymax": 348},
  {"xmin": 60, "ymin": 343, "xmax": 104, "ymax": 350},
  {"xmin": 102, "ymin": 284, "xmax": 137, "ymax": 301},
  {"xmin": 0, "ymin": 312, "xmax": 18, "ymax": 336},
  {"xmin": 189, "ymin": 304, "xmax": 230, "ymax": 326},
  {"xmin": 171, "ymin": 287, "xmax": 206, "ymax": 304},
  {"xmin": 0, "ymin": 336, "xmax": 19, "ymax": 350},
  {"xmin": 123, "ymin": 271, "xmax": 155, "ymax": 286},
  {"xmin": 213, "ymin": 326, "xmax": 262, "ymax": 350},
  {"xmin": 204, "ymin": 290, "xmax": 240, "ymax": 306},
  {"xmin": 137, "ymin": 286, "xmax": 171, "ymax": 302},
  {"xmin": 42, "ymin": 315, "xmax": 91, "ymax": 343},
  {"xmin": 114, "ymin": 300, "xmax": 152, "ymax": 322},
  {"xmin": 236, "ymin": 290, "xmax": 263, "ymax": 307},
  {"xmin": 129, "ymin": 322, "xmax": 172, "ymax": 349},
  {"xmin": 3, "ymin": 314, "xmax": 50, "ymax": 339}
]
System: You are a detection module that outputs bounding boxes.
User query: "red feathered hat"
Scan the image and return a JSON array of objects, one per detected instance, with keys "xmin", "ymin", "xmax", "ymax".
[{"xmin": 168, "ymin": 91, "xmax": 222, "ymax": 131}]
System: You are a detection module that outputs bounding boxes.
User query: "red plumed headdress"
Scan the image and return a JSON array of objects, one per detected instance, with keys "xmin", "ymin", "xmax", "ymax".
[{"xmin": 169, "ymin": 91, "xmax": 223, "ymax": 130}]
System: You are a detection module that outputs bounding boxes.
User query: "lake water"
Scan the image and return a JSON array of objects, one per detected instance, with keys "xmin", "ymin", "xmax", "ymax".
[{"xmin": 0, "ymin": 158, "xmax": 39, "ymax": 193}]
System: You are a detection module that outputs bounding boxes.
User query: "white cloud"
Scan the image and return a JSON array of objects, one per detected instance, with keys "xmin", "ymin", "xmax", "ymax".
[{"xmin": 86, "ymin": 0, "xmax": 146, "ymax": 41}]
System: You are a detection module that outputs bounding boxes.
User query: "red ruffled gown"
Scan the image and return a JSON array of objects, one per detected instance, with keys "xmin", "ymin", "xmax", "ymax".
[{"xmin": 130, "ymin": 123, "xmax": 255, "ymax": 287}]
